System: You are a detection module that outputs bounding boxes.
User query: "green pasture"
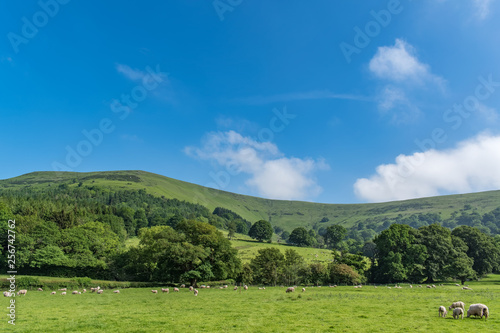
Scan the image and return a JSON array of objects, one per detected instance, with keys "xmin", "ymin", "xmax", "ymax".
[{"xmin": 2, "ymin": 276, "xmax": 500, "ymax": 332}]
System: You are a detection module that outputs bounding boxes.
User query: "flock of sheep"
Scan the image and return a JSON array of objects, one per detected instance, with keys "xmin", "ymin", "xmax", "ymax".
[
  {"xmin": 3, "ymin": 283, "xmax": 491, "ymax": 322},
  {"xmin": 439, "ymin": 302, "xmax": 489, "ymax": 320}
]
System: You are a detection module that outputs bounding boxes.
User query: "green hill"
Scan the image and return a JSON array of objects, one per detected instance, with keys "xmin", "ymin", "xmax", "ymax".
[{"xmin": 2, "ymin": 170, "xmax": 500, "ymax": 233}]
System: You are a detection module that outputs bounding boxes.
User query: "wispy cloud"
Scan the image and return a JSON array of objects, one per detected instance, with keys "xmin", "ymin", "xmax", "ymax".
[
  {"xmin": 473, "ymin": 0, "xmax": 493, "ymax": 19},
  {"xmin": 354, "ymin": 133, "xmax": 500, "ymax": 202},
  {"xmin": 369, "ymin": 39, "xmax": 445, "ymax": 124},
  {"xmin": 232, "ymin": 90, "xmax": 371, "ymax": 105},
  {"xmin": 185, "ymin": 130, "xmax": 329, "ymax": 200}
]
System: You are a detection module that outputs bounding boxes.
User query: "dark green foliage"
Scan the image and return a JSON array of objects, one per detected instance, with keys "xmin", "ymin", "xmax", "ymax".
[
  {"xmin": 250, "ymin": 248, "xmax": 285, "ymax": 286},
  {"xmin": 324, "ymin": 225, "xmax": 347, "ymax": 249},
  {"xmin": 288, "ymin": 227, "xmax": 314, "ymax": 247},
  {"xmin": 248, "ymin": 220, "xmax": 273, "ymax": 242}
]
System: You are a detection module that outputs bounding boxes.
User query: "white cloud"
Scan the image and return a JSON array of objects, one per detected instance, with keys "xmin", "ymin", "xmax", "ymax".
[
  {"xmin": 185, "ymin": 130, "xmax": 328, "ymax": 200},
  {"xmin": 476, "ymin": 102, "xmax": 498, "ymax": 122},
  {"xmin": 116, "ymin": 64, "xmax": 147, "ymax": 81},
  {"xmin": 474, "ymin": 0, "xmax": 492, "ymax": 19},
  {"xmin": 369, "ymin": 39, "xmax": 444, "ymax": 87},
  {"xmin": 354, "ymin": 133, "xmax": 500, "ymax": 202},
  {"xmin": 232, "ymin": 90, "xmax": 370, "ymax": 105},
  {"xmin": 378, "ymin": 86, "xmax": 421, "ymax": 124}
]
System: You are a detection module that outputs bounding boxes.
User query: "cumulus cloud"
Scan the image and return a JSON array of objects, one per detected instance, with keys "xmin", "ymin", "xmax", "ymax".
[
  {"xmin": 354, "ymin": 133, "xmax": 500, "ymax": 202},
  {"xmin": 185, "ymin": 130, "xmax": 328, "ymax": 200},
  {"xmin": 369, "ymin": 39, "xmax": 444, "ymax": 87}
]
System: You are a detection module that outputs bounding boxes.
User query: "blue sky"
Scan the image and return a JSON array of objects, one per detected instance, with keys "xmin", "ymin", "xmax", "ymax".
[{"xmin": 2, "ymin": 0, "xmax": 500, "ymax": 204}]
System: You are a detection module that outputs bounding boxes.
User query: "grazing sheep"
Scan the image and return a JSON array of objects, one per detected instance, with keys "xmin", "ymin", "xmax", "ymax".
[
  {"xmin": 455, "ymin": 284, "xmax": 460, "ymax": 287},
  {"xmin": 467, "ymin": 304, "xmax": 489, "ymax": 320},
  {"xmin": 151, "ymin": 290, "xmax": 158, "ymax": 294},
  {"xmin": 207, "ymin": 286, "xmax": 210, "ymax": 289},
  {"xmin": 38, "ymin": 288, "xmax": 43, "ymax": 291},
  {"xmin": 426, "ymin": 285, "xmax": 432, "ymax": 288},
  {"xmin": 61, "ymin": 292, "xmax": 66, "ymax": 295},
  {"xmin": 91, "ymin": 288, "xmax": 96, "ymax": 293},
  {"xmin": 180, "ymin": 284, "xmax": 186, "ymax": 288},
  {"xmin": 409, "ymin": 285, "xmax": 412, "ymax": 288},
  {"xmin": 194, "ymin": 289, "xmax": 198, "ymax": 296},
  {"xmin": 432, "ymin": 285, "xmax": 436, "ymax": 288},
  {"xmin": 161, "ymin": 288, "xmax": 169, "ymax": 293},
  {"xmin": 97, "ymin": 290, "xmax": 103, "ymax": 294},
  {"xmin": 114, "ymin": 290, "xmax": 120, "ymax": 294},
  {"xmin": 17, "ymin": 290, "xmax": 27, "ymax": 296},
  {"xmin": 462, "ymin": 286, "xmax": 473, "ymax": 290},
  {"xmin": 285, "ymin": 287, "xmax": 295, "ymax": 293},
  {"xmin": 50, "ymin": 291, "xmax": 56, "ymax": 295},
  {"xmin": 72, "ymin": 291, "xmax": 78, "ymax": 294},
  {"xmin": 453, "ymin": 308, "xmax": 464, "ymax": 319},
  {"xmin": 201, "ymin": 285, "xmax": 206, "ymax": 289},
  {"xmin": 302, "ymin": 288, "xmax": 305, "ymax": 292},
  {"xmin": 59, "ymin": 288, "xmax": 67, "ymax": 291},
  {"xmin": 189, "ymin": 286, "xmax": 194, "ymax": 291},
  {"xmin": 223, "ymin": 285, "xmax": 228, "ymax": 289},
  {"xmin": 244, "ymin": 285, "xmax": 248, "ymax": 290},
  {"xmin": 438, "ymin": 306, "xmax": 447, "ymax": 318},
  {"xmin": 234, "ymin": 286, "xmax": 238, "ymax": 290},
  {"xmin": 83, "ymin": 289, "xmax": 86, "ymax": 293},
  {"xmin": 3, "ymin": 292, "xmax": 12, "ymax": 297},
  {"xmin": 173, "ymin": 288, "xmax": 180, "ymax": 292},
  {"xmin": 449, "ymin": 301, "xmax": 465, "ymax": 311}
]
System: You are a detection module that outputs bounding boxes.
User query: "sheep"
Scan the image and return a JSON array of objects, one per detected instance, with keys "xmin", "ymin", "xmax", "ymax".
[
  {"xmin": 38, "ymin": 288, "xmax": 43, "ymax": 291},
  {"xmin": 432, "ymin": 285, "xmax": 436, "ymax": 288},
  {"xmin": 180, "ymin": 284, "xmax": 186, "ymax": 288},
  {"xmin": 207, "ymin": 286, "xmax": 210, "ymax": 289},
  {"xmin": 302, "ymin": 288, "xmax": 306, "ymax": 292},
  {"xmin": 426, "ymin": 285, "xmax": 431, "ymax": 288},
  {"xmin": 59, "ymin": 288, "xmax": 67, "ymax": 291},
  {"xmin": 50, "ymin": 291, "xmax": 56, "ymax": 295},
  {"xmin": 453, "ymin": 308, "xmax": 464, "ymax": 319},
  {"xmin": 61, "ymin": 292, "xmax": 66, "ymax": 295},
  {"xmin": 72, "ymin": 291, "xmax": 79, "ymax": 294},
  {"xmin": 285, "ymin": 287, "xmax": 295, "ymax": 293},
  {"xmin": 97, "ymin": 290, "xmax": 103, "ymax": 294},
  {"xmin": 151, "ymin": 290, "xmax": 158, "ymax": 294},
  {"xmin": 161, "ymin": 288, "xmax": 169, "ymax": 293},
  {"xmin": 114, "ymin": 290, "xmax": 120, "ymax": 294},
  {"xmin": 78, "ymin": 292, "xmax": 82, "ymax": 294},
  {"xmin": 223, "ymin": 285, "xmax": 228, "ymax": 289},
  {"xmin": 17, "ymin": 290, "xmax": 27, "ymax": 296},
  {"xmin": 194, "ymin": 289, "xmax": 198, "ymax": 296},
  {"xmin": 3, "ymin": 292, "xmax": 12, "ymax": 297},
  {"xmin": 173, "ymin": 288, "xmax": 180, "ymax": 292},
  {"xmin": 467, "ymin": 304, "xmax": 489, "ymax": 320},
  {"xmin": 82, "ymin": 289, "xmax": 86, "ymax": 293},
  {"xmin": 455, "ymin": 284, "xmax": 460, "ymax": 287},
  {"xmin": 244, "ymin": 285, "xmax": 248, "ymax": 290},
  {"xmin": 189, "ymin": 286, "xmax": 194, "ymax": 291},
  {"xmin": 438, "ymin": 306, "xmax": 447, "ymax": 318},
  {"xmin": 462, "ymin": 286, "xmax": 473, "ymax": 290},
  {"xmin": 234, "ymin": 286, "xmax": 238, "ymax": 291},
  {"xmin": 409, "ymin": 285, "xmax": 413, "ymax": 288},
  {"xmin": 449, "ymin": 301, "xmax": 465, "ymax": 311}
]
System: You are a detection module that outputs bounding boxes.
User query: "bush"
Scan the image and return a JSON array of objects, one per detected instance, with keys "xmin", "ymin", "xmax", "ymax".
[
  {"xmin": 17, "ymin": 276, "xmax": 41, "ymax": 289},
  {"xmin": 72, "ymin": 277, "xmax": 93, "ymax": 287}
]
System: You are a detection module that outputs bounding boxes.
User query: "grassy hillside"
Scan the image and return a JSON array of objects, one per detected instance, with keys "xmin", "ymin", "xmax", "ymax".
[{"xmin": 2, "ymin": 170, "xmax": 500, "ymax": 232}]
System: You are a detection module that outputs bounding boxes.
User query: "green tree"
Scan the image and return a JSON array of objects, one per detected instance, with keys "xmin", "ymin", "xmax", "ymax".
[
  {"xmin": 417, "ymin": 224, "xmax": 455, "ymax": 282},
  {"xmin": 327, "ymin": 263, "xmax": 361, "ymax": 285},
  {"xmin": 281, "ymin": 249, "xmax": 306, "ymax": 285},
  {"xmin": 324, "ymin": 225, "xmax": 347, "ymax": 249},
  {"xmin": 372, "ymin": 224, "xmax": 427, "ymax": 283},
  {"xmin": 248, "ymin": 220, "xmax": 273, "ymax": 242},
  {"xmin": 288, "ymin": 227, "xmax": 312, "ymax": 247},
  {"xmin": 250, "ymin": 248, "xmax": 284, "ymax": 286},
  {"xmin": 451, "ymin": 226, "xmax": 499, "ymax": 276}
]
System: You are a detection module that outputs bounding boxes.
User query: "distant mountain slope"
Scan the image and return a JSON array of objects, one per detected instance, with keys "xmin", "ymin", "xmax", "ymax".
[{"xmin": 2, "ymin": 170, "xmax": 500, "ymax": 232}]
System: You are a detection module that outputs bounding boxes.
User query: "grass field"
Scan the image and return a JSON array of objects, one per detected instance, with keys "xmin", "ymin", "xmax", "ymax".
[{"xmin": 2, "ymin": 276, "xmax": 500, "ymax": 332}]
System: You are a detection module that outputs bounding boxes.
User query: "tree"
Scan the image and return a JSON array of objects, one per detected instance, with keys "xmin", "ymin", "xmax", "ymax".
[
  {"xmin": 288, "ymin": 227, "xmax": 312, "ymax": 247},
  {"xmin": 327, "ymin": 263, "xmax": 361, "ymax": 285},
  {"xmin": 281, "ymin": 249, "xmax": 306, "ymax": 285},
  {"xmin": 248, "ymin": 220, "xmax": 273, "ymax": 242},
  {"xmin": 250, "ymin": 248, "xmax": 284, "ymax": 285},
  {"xmin": 324, "ymin": 225, "xmax": 347, "ymax": 249},
  {"xmin": 227, "ymin": 221, "xmax": 237, "ymax": 240},
  {"xmin": 417, "ymin": 224, "xmax": 455, "ymax": 282},
  {"xmin": 452, "ymin": 226, "xmax": 499, "ymax": 276},
  {"xmin": 372, "ymin": 224, "xmax": 427, "ymax": 283}
]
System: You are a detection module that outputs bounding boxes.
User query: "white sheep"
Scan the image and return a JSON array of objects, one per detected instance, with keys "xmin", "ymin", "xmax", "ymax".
[
  {"xmin": 285, "ymin": 287, "xmax": 295, "ymax": 293},
  {"xmin": 72, "ymin": 291, "xmax": 78, "ymax": 294},
  {"xmin": 17, "ymin": 290, "xmax": 27, "ymax": 296},
  {"xmin": 173, "ymin": 288, "xmax": 180, "ymax": 292},
  {"xmin": 151, "ymin": 290, "xmax": 158, "ymax": 294},
  {"xmin": 453, "ymin": 308, "xmax": 464, "ymax": 319},
  {"xmin": 3, "ymin": 292, "xmax": 12, "ymax": 297},
  {"xmin": 194, "ymin": 289, "xmax": 198, "ymax": 296},
  {"xmin": 61, "ymin": 292, "xmax": 66, "ymax": 295},
  {"xmin": 467, "ymin": 304, "xmax": 489, "ymax": 320},
  {"xmin": 97, "ymin": 290, "xmax": 103, "ymax": 294},
  {"xmin": 50, "ymin": 291, "xmax": 56, "ymax": 295},
  {"xmin": 438, "ymin": 306, "xmax": 447, "ymax": 318},
  {"xmin": 449, "ymin": 301, "xmax": 465, "ymax": 311},
  {"xmin": 161, "ymin": 288, "xmax": 169, "ymax": 293},
  {"xmin": 38, "ymin": 288, "xmax": 43, "ymax": 291},
  {"xmin": 114, "ymin": 290, "xmax": 120, "ymax": 294},
  {"xmin": 302, "ymin": 288, "xmax": 306, "ymax": 292},
  {"xmin": 244, "ymin": 285, "xmax": 248, "ymax": 290}
]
